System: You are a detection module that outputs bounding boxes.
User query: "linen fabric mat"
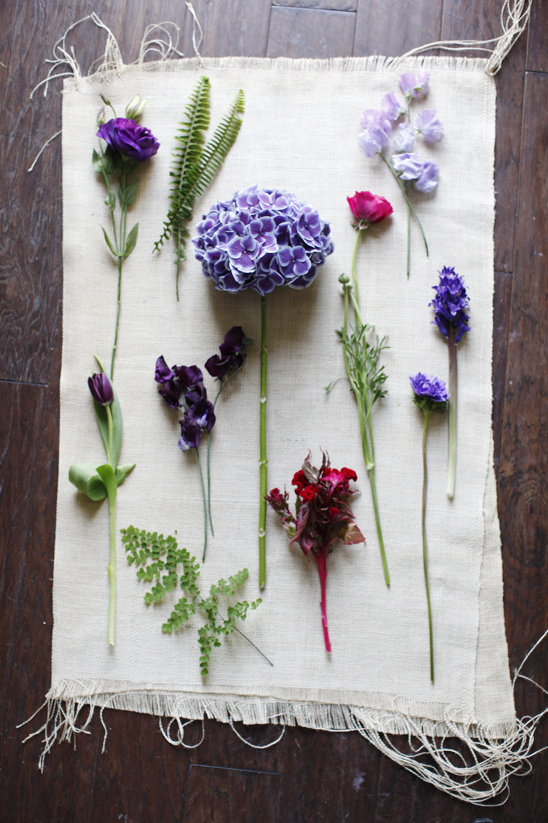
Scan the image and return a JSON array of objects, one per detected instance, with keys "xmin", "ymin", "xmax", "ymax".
[{"xmin": 52, "ymin": 55, "xmax": 515, "ymax": 747}]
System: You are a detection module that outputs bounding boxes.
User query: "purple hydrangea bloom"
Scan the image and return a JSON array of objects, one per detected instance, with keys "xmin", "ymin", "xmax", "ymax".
[
  {"xmin": 399, "ymin": 71, "xmax": 429, "ymax": 100},
  {"xmin": 382, "ymin": 92, "xmax": 406, "ymax": 121},
  {"xmin": 410, "ymin": 373, "xmax": 449, "ymax": 404},
  {"xmin": 391, "ymin": 152, "xmax": 423, "ymax": 181},
  {"xmin": 358, "ymin": 110, "xmax": 392, "ymax": 157},
  {"xmin": 392, "ymin": 123, "xmax": 416, "ymax": 153},
  {"xmin": 88, "ymin": 372, "xmax": 113, "ymax": 406},
  {"xmin": 205, "ymin": 326, "xmax": 252, "ymax": 380},
  {"xmin": 192, "ymin": 185, "xmax": 333, "ymax": 296},
  {"xmin": 430, "ymin": 266, "xmax": 470, "ymax": 343},
  {"xmin": 415, "ymin": 110, "xmax": 444, "ymax": 144},
  {"xmin": 97, "ymin": 117, "xmax": 160, "ymax": 162},
  {"xmin": 414, "ymin": 161, "xmax": 440, "ymax": 193}
]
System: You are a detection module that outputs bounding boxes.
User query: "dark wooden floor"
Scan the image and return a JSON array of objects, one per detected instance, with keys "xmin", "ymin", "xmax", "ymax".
[{"xmin": 1, "ymin": 0, "xmax": 547, "ymax": 820}]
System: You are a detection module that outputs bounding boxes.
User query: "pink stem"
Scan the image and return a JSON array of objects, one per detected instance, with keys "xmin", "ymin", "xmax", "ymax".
[{"xmin": 316, "ymin": 553, "xmax": 331, "ymax": 652}]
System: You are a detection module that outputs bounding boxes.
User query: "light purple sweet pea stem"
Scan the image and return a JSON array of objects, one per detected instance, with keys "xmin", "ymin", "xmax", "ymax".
[{"xmin": 379, "ymin": 153, "xmax": 429, "ymax": 277}]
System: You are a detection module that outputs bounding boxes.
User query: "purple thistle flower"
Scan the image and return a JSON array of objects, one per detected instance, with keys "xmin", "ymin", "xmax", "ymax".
[
  {"xmin": 415, "ymin": 109, "xmax": 444, "ymax": 144},
  {"xmin": 430, "ymin": 266, "xmax": 470, "ymax": 343},
  {"xmin": 88, "ymin": 372, "xmax": 114, "ymax": 406}
]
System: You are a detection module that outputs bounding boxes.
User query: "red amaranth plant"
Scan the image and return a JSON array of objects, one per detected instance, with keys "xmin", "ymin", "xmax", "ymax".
[{"xmin": 266, "ymin": 452, "xmax": 364, "ymax": 652}]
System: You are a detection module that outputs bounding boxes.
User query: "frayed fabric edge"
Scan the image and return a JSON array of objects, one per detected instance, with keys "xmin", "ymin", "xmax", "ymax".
[{"xmin": 20, "ymin": 677, "xmax": 547, "ymax": 806}]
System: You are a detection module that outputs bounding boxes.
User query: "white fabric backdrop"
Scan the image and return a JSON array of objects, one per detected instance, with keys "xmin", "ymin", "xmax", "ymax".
[{"xmin": 53, "ymin": 56, "xmax": 514, "ymax": 737}]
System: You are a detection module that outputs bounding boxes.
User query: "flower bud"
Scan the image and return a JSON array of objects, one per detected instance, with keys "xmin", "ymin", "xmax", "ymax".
[
  {"xmin": 96, "ymin": 107, "xmax": 106, "ymax": 127},
  {"xmin": 125, "ymin": 95, "xmax": 147, "ymax": 122},
  {"xmin": 88, "ymin": 372, "xmax": 114, "ymax": 406},
  {"xmin": 338, "ymin": 273, "xmax": 350, "ymax": 286}
]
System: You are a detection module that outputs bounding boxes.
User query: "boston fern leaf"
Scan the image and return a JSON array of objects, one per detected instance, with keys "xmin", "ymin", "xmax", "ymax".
[{"xmin": 154, "ymin": 81, "xmax": 245, "ymax": 300}]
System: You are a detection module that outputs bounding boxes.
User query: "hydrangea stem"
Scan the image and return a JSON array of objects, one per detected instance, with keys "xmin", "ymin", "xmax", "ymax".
[
  {"xmin": 421, "ymin": 410, "xmax": 435, "ymax": 682},
  {"xmin": 447, "ymin": 328, "xmax": 458, "ymax": 500},
  {"xmin": 258, "ymin": 294, "xmax": 268, "ymax": 589}
]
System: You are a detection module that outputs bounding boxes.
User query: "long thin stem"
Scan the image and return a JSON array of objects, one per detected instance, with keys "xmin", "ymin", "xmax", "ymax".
[
  {"xmin": 379, "ymin": 152, "xmax": 429, "ymax": 259},
  {"xmin": 107, "ymin": 486, "xmax": 117, "ymax": 647},
  {"xmin": 317, "ymin": 554, "xmax": 331, "ymax": 652},
  {"xmin": 351, "ymin": 229, "xmax": 363, "ymax": 311},
  {"xmin": 258, "ymin": 295, "xmax": 268, "ymax": 589},
  {"xmin": 196, "ymin": 447, "xmax": 208, "ymax": 563},
  {"xmin": 421, "ymin": 410, "xmax": 434, "ymax": 682},
  {"xmin": 110, "ymin": 167, "xmax": 128, "ymax": 380},
  {"xmin": 447, "ymin": 329, "xmax": 458, "ymax": 500}
]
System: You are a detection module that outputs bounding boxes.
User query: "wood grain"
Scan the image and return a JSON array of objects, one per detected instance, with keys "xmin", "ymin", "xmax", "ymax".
[
  {"xmin": 354, "ymin": 0, "xmax": 442, "ymax": 57},
  {"xmin": 182, "ymin": 0, "xmax": 272, "ymax": 57},
  {"xmin": 525, "ymin": 0, "xmax": 548, "ymax": 72},
  {"xmin": 274, "ymin": 0, "xmax": 357, "ymax": 10},
  {"xmin": 267, "ymin": 6, "xmax": 356, "ymax": 58}
]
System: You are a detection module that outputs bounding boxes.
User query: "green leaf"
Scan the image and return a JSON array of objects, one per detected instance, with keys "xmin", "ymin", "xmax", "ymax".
[
  {"xmin": 68, "ymin": 462, "xmax": 107, "ymax": 501},
  {"xmin": 116, "ymin": 463, "xmax": 136, "ymax": 487},
  {"xmin": 92, "ymin": 148, "xmax": 104, "ymax": 173},
  {"xmin": 96, "ymin": 463, "xmax": 118, "ymax": 503},
  {"xmin": 92, "ymin": 377, "xmax": 123, "ymax": 468},
  {"xmin": 101, "ymin": 226, "xmax": 118, "ymax": 257},
  {"xmin": 123, "ymin": 223, "xmax": 139, "ymax": 259},
  {"xmin": 104, "ymin": 192, "xmax": 116, "ymax": 211},
  {"xmin": 118, "ymin": 179, "xmax": 139, "ymax": 206}
]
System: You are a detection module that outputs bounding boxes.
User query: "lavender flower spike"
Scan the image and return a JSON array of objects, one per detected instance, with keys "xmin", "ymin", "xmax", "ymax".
[{"xmin": 430, "ymin": 266, "xmax": 470, "ymax": 500}]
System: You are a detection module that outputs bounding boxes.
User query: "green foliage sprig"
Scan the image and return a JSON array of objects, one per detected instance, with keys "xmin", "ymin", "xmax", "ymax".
[
  {"xmin": 153, "ymin": 76, "xmax": 245, "ymax": 299},
  {"xmin": 122, "ymin": 526, "xmax": 263, "ymax": 676}
]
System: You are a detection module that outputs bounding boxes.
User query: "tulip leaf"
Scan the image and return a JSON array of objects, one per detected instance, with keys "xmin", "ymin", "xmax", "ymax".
[
  {"xmin": 123, "ymin": 223, "xmax": 139, "ymax": 259},
  {"xmin": 96, "ymin": 463, "xmax": 118, "ymax": 503},
  {"xmin": 116, "ymin": 463, "xmax": 136, "ymax": 487},
  {"xmin": 101, "ymin": 226, "xmax": 118, "ymax": 258},
  {"xmin": 68, "ymin": 462, "xmax": 108, "ymax": 501}
]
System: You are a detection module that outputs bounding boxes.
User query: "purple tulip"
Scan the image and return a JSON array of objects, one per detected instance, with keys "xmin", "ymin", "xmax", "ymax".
[{"xmin": 88, "ymin": 372, "xmax": 114, "ymax": 405}]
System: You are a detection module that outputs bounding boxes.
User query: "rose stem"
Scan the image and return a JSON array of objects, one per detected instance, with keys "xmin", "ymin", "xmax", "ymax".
[
  {"xmin": 196, "ymin": 446, "xmax": 208, "ymax": 562},
  {"xmin": 258, "ymin": 294, "xmax": 268, "ymax": 590},
  {"xmin": 422, "ymin": 409, "xmax": 434, "ymax": 682},
  {"xmin": 447, "ymin": 328, "xmax": 458, "ymax": 500},
  {"xmin": 317, "ymin": 553, "xmax": 331, "ymax": 652}
]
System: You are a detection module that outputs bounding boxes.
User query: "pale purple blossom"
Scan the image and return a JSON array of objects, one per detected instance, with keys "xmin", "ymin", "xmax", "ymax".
[
  {"xmin": 415, "ymin": 110, "xmax": 444, "ymax": 144},
  {"xmin": 382, "ymin": 92, "xmax": 406, "ymax": 121},
  {"xmin": 415, "ymin": 161, "xmax": 440, "ymax": 193},
  {"xmin": 358, "ymin": 110, "xmax": 392, "ymax": 157},
  {"xmin": 391, "ymin": 152, "xmax": 423, "ymax": 180},
  {"xmin": 399, "ymin": 71, "xmax": 429, "ymax": 99},
  {"xmin": 392, "ymin": 123, "xmax": 416, "ymax": 153}
]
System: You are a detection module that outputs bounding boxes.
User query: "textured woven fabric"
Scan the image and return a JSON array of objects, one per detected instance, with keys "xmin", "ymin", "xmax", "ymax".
[{"xmin": 53, "ymin": 56, "xmax": 514, "ymax": 738}]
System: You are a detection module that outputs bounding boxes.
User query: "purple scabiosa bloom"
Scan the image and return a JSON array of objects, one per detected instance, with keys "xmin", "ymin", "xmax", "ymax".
[
  {"xmin": 410, "ymin": 372, "xmax": 449, "ymax": 407},
  {"xmin": 97, "ymin": 117, "xmax": 160, "ymax": 162},
  {"xmin": 382, "ymin": 92, "xmax": 406, "ymax": 121},
  {"xmin": 192, "ymin": 185, "xmax": 333, "ymax": 296},
  {"xmin": 391, "ymin": 152, "xmax": 423, "ymax": 181},
  {"xmin": 205, "ymin": 326, "xmax": 253, "ymax": 380},
  {"xmin": 430, "ymin": 266, "xmax": 470, "ymax": 343},
  {"xmin": 415, "ymin": 109, "xmax": 444, "ymax": 144},
  {"xmin": 415, "ymin": 161, "xmax": 440, "ymax": 193},
  {"xmin": 392, "ymin": 123, "xmax": 416, "ymax": 153},
  {"xmin": 399, "ymin": 71, "xmax": 429, "ymax": 99},
  {"xmin": 358, "ymin": 110, "xmax": 392, "ymax": 157},
  {"xmin": 88, "ymin": 372, "xmax": 114, "ymax": 405}
]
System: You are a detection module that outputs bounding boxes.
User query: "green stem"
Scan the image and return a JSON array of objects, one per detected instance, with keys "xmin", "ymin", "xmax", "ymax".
[
  {"xmin": 196, "ymin": 447, "xmax": 208, "ymax": 563},
  {"xmin": 107, "ymin": 486, "xmax": 117, "ymax": 647},
  {"xmin": 421, "ymin": 410, "xmax": 434, "ymax": 682},
  {"xmin": 379, "ymin": 153, "xmax": 429, "ymax": 261},
  {"xmin": 406, "ymin": 190, "xmax": 411, "ymax": 279},
  {"xmin": 351, "ymin": 229, "xmax": 363, "ymax": 313},
  {"xmin": 258, "ymin": 294, "xmax": 268, "ymax": 590},
  {"xmin": 447, "ymin": 330, "xmax": 458, "ymax": 500},
  {"xmin": 110, "ymin": 256, "xmax": 123, "ymax": 380},
  {"xmin": 110, "ymin": 168, "xmax": 128, "ymax": 380},
  {"xmin": 368, "ymin": 466, "xmax": 390, "ymax": 587},
  {"xmin": 205, "ymin": 432, "xmax": 215, "ymax": 537}
]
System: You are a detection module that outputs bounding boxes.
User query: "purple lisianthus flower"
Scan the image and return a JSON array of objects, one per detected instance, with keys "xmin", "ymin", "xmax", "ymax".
[
  {"xmin": 382, "ymin": 91, "xmax": 406, "ymax": 121},
  {"xmin": 88, "ymin": 372, "xmax": 114, "ymax": 406},
  {"xmin": 205, "ymin": 326, "xmax": 253, "ymax": 380},
  {"xmin": 415, "ymin": 161, "xmax": 439, "ymax": 193},
  {"xmin": 358, "ymin": 110, "xmax": 392, "ymax": 157},
  {"xmin": 392, "ymin": 123, "xmax": 416, "ymax": 153},
  {"xmin": 430, "ymin": 266, "xmax": 470, "ymax": 343},
  {"xmin": 415, "ymin": 110, "xmax": 444, "ymax": 144},
  {"xmin": 97, "ymin": 117, "xmax": 160, "ymax": 162},
  {"xmin": 399, "ymin": 71, "xmax": 429, "ymax": 100},
  {"xmin": 410, "ymin": 372, "xmax": 449, "ymax": 409},
  {"xmin": 391, "ymin": 152, "xmax": 423, "ymax": 181},
  {"xmin": 192, "ymin": 185, "xmax": 333, "ymax": 296}
]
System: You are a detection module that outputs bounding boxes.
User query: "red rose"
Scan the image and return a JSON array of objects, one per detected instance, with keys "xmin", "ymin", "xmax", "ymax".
[{"xmin": 347, "ymin": 191, "xmax": 393, "ymax": 224}]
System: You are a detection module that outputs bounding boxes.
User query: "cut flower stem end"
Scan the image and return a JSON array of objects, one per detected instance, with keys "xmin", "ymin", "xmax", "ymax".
[{"xmin": 258, "ymin": 295, "xmax": 268, "ymax": 589}]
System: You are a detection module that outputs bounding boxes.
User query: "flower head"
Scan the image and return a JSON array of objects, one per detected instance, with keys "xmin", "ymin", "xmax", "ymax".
[
  {"xmin": 97, "ymin": 117, "xmax": 160, "ymax": 162},
  {"xmin": 410, "ymin": 372, "xmax": 449, "ymax": 414},
  {"xmin": 392, "ymin": 123, "xmax": 416, "ymax": 153},
  {"xmin": 358, "ymin": 110, "xmax": 392, "ymax": 157},
  {"xmin": 205, "ymin": 326, "xmax": 253, "ymax": 380},
  {"xmin": 414, "ymin": 109, "xmax": 444, "ymax": 144},
  {"xmin": 347, "ymin": 191, "xmax": 393, "ymax": 227},
  {"xmin": 382, "ymin": 92, "xmax": 406, "ymax": 121},
  {"xmin": 88, "ymin": 372, "xmax": 114, "ymax": 406},
  {"xmin": 399, "ymin": 71, "xmax": 429, "ymax": 99},
  {"xmin": 430, "ymin": 266, "xmax": 470, "ymax": 343},
  {"xmin": 193, "ymin": 185, "xmax": 333, "ymax": 296},
  {"xmin": 415, "ymin": 161, "xmax": 440, "ymax": 193},
  {"xmin": 124, "ymin": 95, "xmax": 147, "ymax": 122}
]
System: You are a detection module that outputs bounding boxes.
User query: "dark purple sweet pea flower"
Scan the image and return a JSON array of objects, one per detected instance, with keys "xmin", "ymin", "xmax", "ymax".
[
  {"xmin": 97, "ymin": 117, "xmax": 160, "ymax": 162},
  {"xmin": 154, "ymin": 356, "xmax": 183, "ymax": 408},
  {"xmin": 187, "ymin": 398, "xmax": 216, "ymax": 432},
  {"xmin": 410, "ymin": 372, "xmax": 449, "ymax": 408},
  {"xmin": 178, "ymin": 414, "xmax": 202, "ymax": 451},
  {"xmin": 155, "ymin": 355, "xmax": 175, "ymax": 383},
  {"xmin": 205, "ymin": 326, "xmax": 253, "ymax": 380},
  {"xmin": 173, "ymin": 364, "xmax": 204, "ymax": 392},
  {"xmin": 88, "ymin": 372, "xmax": 114, "ymax": 405},
  {"xmin": 430, "ymin": 266, "xmax": 470, "ymax": 343},
  {"xmin": 415, "ymin": 109, "xmax": 444, "ymax": 144}
]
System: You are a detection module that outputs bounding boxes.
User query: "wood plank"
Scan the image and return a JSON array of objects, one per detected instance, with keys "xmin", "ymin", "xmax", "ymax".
[
  {"xmin": 184, "ymin": 764, "xmax": 283, "ymax": 822},
  {"xmin": 189, "ymin": 717, "xmax": 287, "ymax": 773},
  {"xmin": 354, "ymin": 0, "xmax": 442, "ymax": 57},
  {"xmin": 441, "ymin": 0, "xmax": 527, "ymax": 274},
  {"xmin": 492, "ymin": 271, "xmax": 512, "ymax": 480},
  {"xmin": 182, "ymin": 0, "xmax": 272, "ymax": 57},
  {"xmin": 525, "ymin": 0, "xmax": 548, "ymax": 72},
  {"xmin": 274, "ymin": 0, "xmax": 357, "ymax": 10},
  {"xmin": 267, "ymin": 6, "xmax": 356, "ymax": 58}
]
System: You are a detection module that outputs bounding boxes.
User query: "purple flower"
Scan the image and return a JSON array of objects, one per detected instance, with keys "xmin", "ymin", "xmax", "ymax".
[
  {"xmin": 88, "ymin": 372, "xmax": 114, "ymax": 405},
  {"xmin": 415, "ymin": 110, "xmax": 444, "ymax": 144},
  {"xmin": 205, "ymin": 326, "xmax": 252, "ymax": 380},
  {"xmin": 382, "ymin": 92, "xmax": 406, "ymax": 121},
  {"xmin": 391, "ymin": 152, "xmax": 423, "ymax": 181},
  {"xmin": 192, "ymin": 185, "xmax": 333, "ymax": 296},
  {"xmin": 430, "ymin": 266, "xmax": 470, "ymax": 343},
  {"xmin": 410, "ymin": 372, "xmax": 449, "ymax": 407},
  {"xmin": 392, "ymin": 123, "xmax": 416, "ymax": 153},
  {"xmin": 358, "ymin": 110, "xmax": 392, "ymax": 157},
  {"xmin": 415, "ymin": 161, "xmax": 439, "ymax": 193},
  {"xmin": 178, "ymin": 415, "xmax": 202, "ymax": 451},
  {"xmin": 173, "ymin": 365, "xmax": 204, "ymax": 392},
  {"xmin": 399, "ymin": 71, "xmax": 429, "ymax": 99},
  {"xmin": 97, "ymin": 117, "xmax": 160, "ymax": 162}
]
